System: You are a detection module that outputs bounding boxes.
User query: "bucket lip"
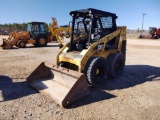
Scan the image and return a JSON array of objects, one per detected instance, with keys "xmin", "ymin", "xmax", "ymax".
[
  {"xmin": 26, "ymin": 62, "xmax": 85, "ymax": 84},
  {"xmin": 2, "ymin": 45, "xmax": 12, "ymax": 49},
  {"xmin": 44, "ymin": 62, "xmax": 84, "ymax": 78},
  {"xmin": 1, "ymin": 40, "xmax": 12, "ymax": 49},
  {"xmin": 26, "ymin": 61, "xmax": 90, "ymax": 108}
]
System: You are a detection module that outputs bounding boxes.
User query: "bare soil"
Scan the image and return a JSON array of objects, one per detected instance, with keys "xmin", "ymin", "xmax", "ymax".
[{"xmin": 0, "ymin": 35, "xmax": 160, "ymax": 120}]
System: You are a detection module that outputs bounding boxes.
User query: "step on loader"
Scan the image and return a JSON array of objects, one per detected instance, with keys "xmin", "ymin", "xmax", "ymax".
[{"xmin": 27, "ymin": 8, "xmax": 127, "ymax": 107}]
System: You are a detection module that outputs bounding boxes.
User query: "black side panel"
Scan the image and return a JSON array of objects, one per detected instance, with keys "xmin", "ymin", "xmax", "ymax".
[
  {"xmin": 33, "ymin": 33, "xmax": 48, "ymax": 40},
  {"xmin": 121, "ymin": 40, "xmax": 127, "ymax": 61}
]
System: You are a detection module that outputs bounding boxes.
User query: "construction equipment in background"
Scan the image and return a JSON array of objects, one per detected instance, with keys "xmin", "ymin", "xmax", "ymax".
[
  {"xmin": 1, "ymin": 31, "xmax": 18, "ymax": 48},
  {"xmin": 1, "ymin": 18, "xmax": 64, "ymax": 49},
  {"xmin": 0, "ymin": 30, "xmax": 9, "ymax": 35},
  {"xmin": 139, "ymin": 27, "xmax": 160, "ymax": 39},
  {"xmin": 149, "ymin": 27, "xmax": 160, "ymax": 39},
  {"xmin": 47, "ymin": 17, "xmax": 65, "ymax": 48},
  {"xmin": 27, "ymin": 8, "xmax": 127, "ymax": 107},
  {"xmin": 60, "ymin": 21, "xmax": 72, "ymax": 38}
]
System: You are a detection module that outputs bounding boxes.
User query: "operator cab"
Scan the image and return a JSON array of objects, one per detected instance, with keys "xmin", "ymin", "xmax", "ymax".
[
  {"xmin": 69, "ymin": 8, "xmax": 118, "ymax": 51},
  {"xmin": 27, "ymin": 22, "xmax": 47, "ymax": 38}
]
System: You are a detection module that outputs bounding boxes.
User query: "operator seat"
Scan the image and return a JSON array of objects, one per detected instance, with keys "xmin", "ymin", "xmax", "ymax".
[{"xmin": 77, "ymin": 34, "xmax": 89, "ymax": 51}]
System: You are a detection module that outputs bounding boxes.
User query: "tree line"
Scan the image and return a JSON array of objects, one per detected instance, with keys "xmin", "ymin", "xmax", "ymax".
[{"xmin": 0, "ymin": 23, "xmax": 49, "ymax": 35}]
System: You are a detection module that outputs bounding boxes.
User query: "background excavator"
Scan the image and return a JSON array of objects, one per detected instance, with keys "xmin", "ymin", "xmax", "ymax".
[
  {"xmin": 27, "ymin": 8, "xmax": 127, "ymax": 107},
  {"xmin": 1, "ymin": 18, "xmax": 65, "ymax": 49}
]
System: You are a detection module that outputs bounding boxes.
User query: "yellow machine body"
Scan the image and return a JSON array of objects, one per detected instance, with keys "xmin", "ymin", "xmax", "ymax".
[{"xmin": 27, "ymin": 8, "xmax": 127, "ymax": 107}]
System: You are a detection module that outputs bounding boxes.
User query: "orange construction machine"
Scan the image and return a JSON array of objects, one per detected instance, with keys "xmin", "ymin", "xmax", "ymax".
[{"xmin": 1, "ymin": 18, "xmax": 65, "ymax": 49}]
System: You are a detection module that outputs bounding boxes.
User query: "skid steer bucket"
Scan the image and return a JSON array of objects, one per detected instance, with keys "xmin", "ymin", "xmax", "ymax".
[
  {"xmin": 26, "ymin": 62, "xmax": 90, "ymax": 107},
  {"xmin": 1, "ymin": 40, "xmax": 12, "ymax": 49}
]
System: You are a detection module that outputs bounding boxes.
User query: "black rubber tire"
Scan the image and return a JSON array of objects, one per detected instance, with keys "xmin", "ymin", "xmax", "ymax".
[
  {"xmin": 107, "ymin": 53, "xmax": 125, "ymax": 78},
  {"xmin": 36, "ymin": 36, "xmax": 47, "ymax": 47},
  {"xmin": 59, "ymin": 44, "xmax": 64, "ymax": 49},
  {"xmin": 84, "ymin": 57, "xmax": 109, "ymax": 86},
  {"xmin": 15, "ymin": 44, "xmax": 18, "ymax": 47},
  {"xmin": 153, "ymin": 35, "xmax": 159, "ymax": 39},
  {"xmin": 121, "ymin": 40, "xmax": 127, "ymax": 61},
  {"xmin": 17, "ymin": 40, "xmax": 26, "ymax": 48}
]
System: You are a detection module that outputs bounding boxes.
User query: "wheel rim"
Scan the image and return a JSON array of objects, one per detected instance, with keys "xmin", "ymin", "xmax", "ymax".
[
  {"xmin": 96, "ymin": 69, "xmax": 99, "ymax": 74},
  {"xmin": 20, "ymin": 42, "xmax": 25, "ymax": 47},
  {"xmin": 39, "ymin": 38, "xmax": 46, "ymax": 45},
  {"xmin": 95, "ymin": 65, "xmax": 105, "ymax": 81},
  {"xmin": 115, "ymin": 59, "xmax": 124, "ymax": 73}
]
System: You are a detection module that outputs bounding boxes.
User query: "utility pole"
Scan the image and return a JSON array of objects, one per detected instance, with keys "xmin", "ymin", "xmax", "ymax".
[{"xmin": 141, "ymin": 13, "xmax": 146, "ymax": 35}]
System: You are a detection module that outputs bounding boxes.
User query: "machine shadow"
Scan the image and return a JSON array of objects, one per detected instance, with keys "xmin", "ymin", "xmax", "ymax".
[
  {"xmin": 10, "ymin": 44, "xmax": 60, "ymax": 49},
  {"xmin": 26, "ymin": 44, "xmax": 60, "ymax": 48},
  {"xmin": 67, "ymin": 64, "xmax": 160, "ymax": 108},
  {"xmin": 0, "ymin": 75, "xmax": 37, "ymax": 102},
  {"xmin": 67, "ymin": 88, "xmax": 116, "ymax": 109},
  {"xmin": 100, "ymin": 65, "xmax": 160, "ymax": 90},
  {"xmin": 1, "ymin": 65, "xmax": 159, "ymax": 108}
]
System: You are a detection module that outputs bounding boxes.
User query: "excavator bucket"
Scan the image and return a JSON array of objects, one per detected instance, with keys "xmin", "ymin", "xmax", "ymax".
[
  {"xmin": 1, "ymin": 40, "xmax": 12, "ymax": 49},
  {"xmin": 26, "ymin": 62, "xmax": 90, "ymax": 107},
  {"xmin": 1, "ymin": 40, "xmax": 6, "ymax": 47}
]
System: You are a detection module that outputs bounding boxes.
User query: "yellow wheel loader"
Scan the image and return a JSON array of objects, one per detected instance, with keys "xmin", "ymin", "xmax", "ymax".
[
  {"xmin": 27, "ymin": 8, "xmax": 127, "ymax": 107},
  {"xmin": 60, "ymin": 21, "xmax": 72, "ymax": 38},
  {"xmin": 1, "ymin": 18, "xmax": 64, "ymax": 49},
  {"xmin": 60, "ymin": 21, "xmax": 78, "ymax": 39}
]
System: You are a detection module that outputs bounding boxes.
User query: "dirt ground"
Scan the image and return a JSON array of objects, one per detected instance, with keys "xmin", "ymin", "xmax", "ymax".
[{"xmin": 0, "ymin": 35, "xmax": 160, "ymax": 120}]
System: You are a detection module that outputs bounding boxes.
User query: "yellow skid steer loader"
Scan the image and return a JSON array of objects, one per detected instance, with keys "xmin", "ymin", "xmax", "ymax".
[{"xmin": 27, "ymin": 8, "xmax": 127, "ymax": 107}]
